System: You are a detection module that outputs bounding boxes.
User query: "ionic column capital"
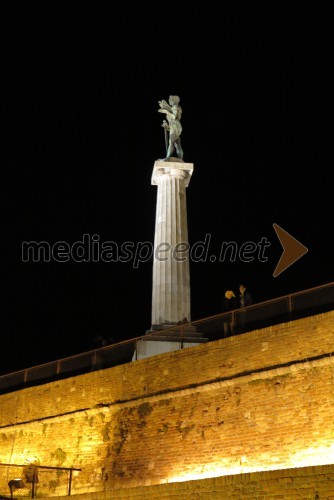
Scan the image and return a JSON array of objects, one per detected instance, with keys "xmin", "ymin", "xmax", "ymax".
[{"xmin": 152, "ymin": 160, "xmax": 194, "ymax": 187}]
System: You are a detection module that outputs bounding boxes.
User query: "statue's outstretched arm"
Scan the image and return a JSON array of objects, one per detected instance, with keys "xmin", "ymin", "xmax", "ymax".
[{"xmin": 158, "ymin": 100, "xmax": 172, "ymax": 113}]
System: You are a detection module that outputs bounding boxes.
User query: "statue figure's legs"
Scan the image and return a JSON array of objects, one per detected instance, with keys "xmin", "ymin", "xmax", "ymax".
[
  {"xmin": 163, "ymin": 134, "xmax": 183, "ymax": 161},
  {"xmin": 166, "ymin": 142, "xmax": 175, "ymax": 158},
  {"xmin": 174, "ymin": 139, "xmax": 183, "ymax": 160}
]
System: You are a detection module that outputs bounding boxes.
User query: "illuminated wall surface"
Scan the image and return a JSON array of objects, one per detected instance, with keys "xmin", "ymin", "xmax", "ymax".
[{"xmin": 0, "ymin": 311, "xmax": 333, "ymax": 496}]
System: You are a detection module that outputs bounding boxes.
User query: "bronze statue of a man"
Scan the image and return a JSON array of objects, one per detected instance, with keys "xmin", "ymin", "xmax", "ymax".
[{"xmin": 158, "ymin": 95, "xmax": 184, "ymax": 161}]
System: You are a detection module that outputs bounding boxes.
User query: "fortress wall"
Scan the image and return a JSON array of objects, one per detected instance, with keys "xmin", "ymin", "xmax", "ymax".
[
  {"xmin": 0, "ymin": 311, "xmax": 333, "ymax": 492},
  {"xmin": 40, "ymin": 465, "xmax": 334, "ymax": 499}
]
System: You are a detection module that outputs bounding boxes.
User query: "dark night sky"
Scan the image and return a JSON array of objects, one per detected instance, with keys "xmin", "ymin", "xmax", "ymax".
[{"xmin": 2, "ymin": 6, "xmax": 333, "ymax": 374}]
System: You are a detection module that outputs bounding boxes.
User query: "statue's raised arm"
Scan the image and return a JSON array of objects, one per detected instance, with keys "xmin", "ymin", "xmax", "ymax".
[
  {"xmin": 158, "ymin": 95, "xmax": 183, "ymax": 161},
  {"xmin": 158, "ymin": 100, "xmax": 172, "ymax": 112}
]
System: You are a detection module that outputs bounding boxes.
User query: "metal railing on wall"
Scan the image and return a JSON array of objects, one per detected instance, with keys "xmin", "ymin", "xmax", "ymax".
[
  {"xmin": 0, "ymin": 463, "xmax": 81, "ymax": 499},
  {"xmin": 0, "ymin": 281, "xmax": 333, "ymax": 395}
]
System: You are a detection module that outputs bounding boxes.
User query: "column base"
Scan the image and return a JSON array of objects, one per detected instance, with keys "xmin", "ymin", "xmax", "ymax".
[{"xmin": 132, "ymin": 325, "xmax": 209, "ymax": 361}]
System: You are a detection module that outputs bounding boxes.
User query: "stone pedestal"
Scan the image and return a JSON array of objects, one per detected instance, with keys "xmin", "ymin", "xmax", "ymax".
[{"xmin": 133, "ymin": 159, "xmax": 208, "ymax": 361}]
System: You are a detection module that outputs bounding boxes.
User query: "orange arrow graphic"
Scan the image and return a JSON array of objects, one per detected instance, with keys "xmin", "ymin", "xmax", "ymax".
[{"xmin": 273, "ymin": 223, "xmax": 308, "ymax": 277}]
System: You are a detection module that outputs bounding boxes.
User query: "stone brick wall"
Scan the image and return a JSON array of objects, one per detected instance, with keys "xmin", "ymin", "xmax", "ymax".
[
  {"xmin": 0, "ymin": 311, "xmax": 333, "ymax": 494},
  {"xmin": 42, "ymin": 464, "xmax": 334, "ymax": 499}
]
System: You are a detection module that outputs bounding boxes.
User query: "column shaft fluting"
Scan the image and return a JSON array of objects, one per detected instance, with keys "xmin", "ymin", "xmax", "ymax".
[{"xmin": 151, "ymin": 161, "xmax": 193, "ymax": 328}]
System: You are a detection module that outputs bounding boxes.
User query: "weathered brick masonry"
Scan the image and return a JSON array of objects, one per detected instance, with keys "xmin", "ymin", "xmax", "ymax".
[
  {"xmin": 0, "ymin": 311, "xmax": 333, "ymax": 495},
  {"xmin": 45, "ymin": 465, "xmax": 334, "ymax": 499}
]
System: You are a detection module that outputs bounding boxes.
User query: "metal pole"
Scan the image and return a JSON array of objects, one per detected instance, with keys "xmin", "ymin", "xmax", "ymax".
[
  {"xmin": 31, "ymin": 470, "xmax": 36, "ymax": 499},
  {"xmin": 181, "ymin": 325, "xmax": 184, "ymax": 349},
  {"xmin": 93, "ymin": 350, "xmax": 97, "ymax": 371},
  {"xmin": 288, "ymin": 294, "xmax": 293, "ymax": 321},
  {"xmin": 68, "ymin": 469, "xmax": 73, "ymax": 496}
]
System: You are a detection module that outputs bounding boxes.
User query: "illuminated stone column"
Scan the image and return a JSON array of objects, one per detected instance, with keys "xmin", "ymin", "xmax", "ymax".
[{"xmin": 151, "ymin": 160, "xmax": 193, "ymax": 329}]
